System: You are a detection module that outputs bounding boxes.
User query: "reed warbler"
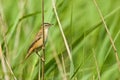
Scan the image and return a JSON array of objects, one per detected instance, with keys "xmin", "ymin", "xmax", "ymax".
[{"xmin": 24, "ymin": 23, "xmax": 53, "ymax": 60}]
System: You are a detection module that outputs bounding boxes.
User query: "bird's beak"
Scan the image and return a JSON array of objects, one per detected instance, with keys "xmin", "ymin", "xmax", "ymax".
[
  {"xmin": 51, "ymin": 24, "xmax": 54, "ymax": 26},
  {"xmin": 49, "ymin": 24, "xmax": 53, "ymax": 27}
]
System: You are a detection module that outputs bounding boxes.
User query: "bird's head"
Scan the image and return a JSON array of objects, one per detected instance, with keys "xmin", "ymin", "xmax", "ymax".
[{"xmin": 43, "ymin": 23, "xmax": 53, "ymax": 29}]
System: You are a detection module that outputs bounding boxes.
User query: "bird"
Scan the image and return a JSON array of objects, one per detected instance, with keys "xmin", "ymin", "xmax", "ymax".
[{"xmin": 24, "ymin": 23, "xmax": 53, "ymax": 60}]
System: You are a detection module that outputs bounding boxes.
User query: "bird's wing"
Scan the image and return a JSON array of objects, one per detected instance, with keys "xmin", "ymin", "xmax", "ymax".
[
  {"xmin": 28, "ymin": 28, "xmax": 43, "ymax": 53},
  {"xmin": 35, "ymin": 28, "xmax": 43, "ymax": 40},
  {"xmin": 25, "ymin": 28, "xmax": 43, "ymax": 60},
  {"xmin": 25, "ymin": 37, "xmax": 42, "ymax": 59}
]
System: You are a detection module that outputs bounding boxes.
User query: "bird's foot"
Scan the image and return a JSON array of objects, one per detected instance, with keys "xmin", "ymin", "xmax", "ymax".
[
  {"xmin": 36, "ymin": 52, "xmax": 45, "ymax": 62},
  {"xmin": 41, "ymin": 57, "xmax": 45, "ymax": 62},
  {"xmin": 42, "ymin": 46, "xmax": 45, "ymax": 50}
]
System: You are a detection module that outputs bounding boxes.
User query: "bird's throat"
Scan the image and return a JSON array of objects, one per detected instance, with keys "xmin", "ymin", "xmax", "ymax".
[{"xmin": 44, "ymin": 28, "xmax": 49, "ymax": 41}]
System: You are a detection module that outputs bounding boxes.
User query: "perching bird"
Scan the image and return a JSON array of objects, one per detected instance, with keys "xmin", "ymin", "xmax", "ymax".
[{"xmin": 24, "ymin": 23, "xmax": 53, "ymax": 60}]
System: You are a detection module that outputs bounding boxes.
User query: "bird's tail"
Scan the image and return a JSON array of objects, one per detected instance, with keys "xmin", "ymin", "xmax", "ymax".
[{"xmin": 20, "ymin": 48, "xmax": 33, "ymax": 64}]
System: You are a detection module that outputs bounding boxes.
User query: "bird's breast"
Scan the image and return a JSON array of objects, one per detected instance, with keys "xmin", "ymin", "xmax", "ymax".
[{"xmin": 44, "ymin": 29, "xmax": 48, "ymax": 40}]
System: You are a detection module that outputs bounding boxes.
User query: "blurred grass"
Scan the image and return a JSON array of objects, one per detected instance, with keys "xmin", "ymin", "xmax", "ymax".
[{"xmin": 0, "ymin": 0, "xmax": 120, "ymax": 80}]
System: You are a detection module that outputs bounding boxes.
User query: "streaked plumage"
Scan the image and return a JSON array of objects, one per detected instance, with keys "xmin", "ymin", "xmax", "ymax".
[{"xmin": 24, "ymin": 23, "xmax": 52, "ymax": 60}]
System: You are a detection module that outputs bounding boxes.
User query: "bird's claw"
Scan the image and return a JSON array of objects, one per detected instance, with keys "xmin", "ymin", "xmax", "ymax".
[{"xmin": 42, "ymin": 46, "xmax": 45, "ymax": 50}]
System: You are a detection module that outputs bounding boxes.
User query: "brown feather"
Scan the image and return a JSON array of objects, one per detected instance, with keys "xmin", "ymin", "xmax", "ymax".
[{"xmin": 24, "ymin": 23, "xmax": 52, "ymax": 60}]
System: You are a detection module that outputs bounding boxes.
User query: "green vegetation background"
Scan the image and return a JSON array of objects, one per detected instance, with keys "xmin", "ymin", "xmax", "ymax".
[{"xmin": 0, "ymin": 0, "xmax": 120, "ymax": 80}]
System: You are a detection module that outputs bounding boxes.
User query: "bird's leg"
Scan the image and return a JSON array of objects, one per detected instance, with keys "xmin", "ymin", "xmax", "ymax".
[
  {"xmin": 36, "ymin": 51, "xmax": 41, "ymax": 58},
  {"xmin": 36, "ymin": 51, "xmax": 45, "ymax": 62}
]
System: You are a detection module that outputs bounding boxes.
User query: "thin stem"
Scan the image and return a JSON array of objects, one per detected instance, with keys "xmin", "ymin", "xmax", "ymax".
[
  {"xmin": 38, "ymin": 57, "xmax": 41, "ymax": 80},
  {"xmin": 92, "ymin": 49, "xmax": 100, "ymax": 80},
  {"xmin": 52, "ymin": 0, "xmax": 72, "ymax": 62},
  {"xmin": 93, "ymin": 0, "xmax": 120, "ymax": 71},
  {"xmin": 41, "ymin": 0, "xmax": 45, "ymax": 80},
  {"xmin": 4, "ymin": 55, "xmax": 17, "ymax": 80},
  {"xmin": 49, "ymin": 38, "xmax": 67, "ymax": 80},
  {"xmin": 0, "ymin": 45, "xmax": 9, "ymax": 80},
  {"xmin": 0, "ymin": 12, "xmax": 17, "ymax": 80},
  {"xmin": 61, "ymin": 55, "xmax": 67, "ymax": 80},
  {"xmin": 0, "ymin": 12, "xmax": 8, "ymax": 61}
]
